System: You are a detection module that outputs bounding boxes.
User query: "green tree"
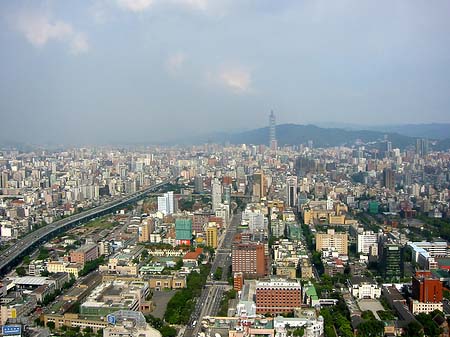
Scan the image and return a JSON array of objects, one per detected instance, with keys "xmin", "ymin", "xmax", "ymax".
[
  {"xmin": 46, "ymin": 321, "xmax": 55, "ymax": 331},
  {"xmin": 404, "ymin": 320, "xmax": 424, "ymax": 337},
  {"xmin": 16, "ymin": 266, "xmax": 26, "ymax": 276},
  {"xmin": 213, "ymin": 267, "xmax": 223, "ymax": 280},
  {"xmin": 357, "ymin": 320, "xmax": 384, "ymax": 336}
]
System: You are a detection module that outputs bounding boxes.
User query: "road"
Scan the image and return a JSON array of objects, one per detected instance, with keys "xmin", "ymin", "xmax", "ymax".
[
  {"xmin": 0, "ymin": 179, "xmax": 173, "ymax": 276},
  {"xmin": 183, "ymin": 212, "xmax": 241, "ymax": 337}
]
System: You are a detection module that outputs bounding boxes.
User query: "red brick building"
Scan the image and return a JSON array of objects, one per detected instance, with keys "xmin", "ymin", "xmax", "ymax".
[
  {"xmin": 70, "ymin": 243, "xmax": 98, "ymax": 266},
  {"xmin": 412, "ymin": 271, "xmax": 443, "ymax": 303},
  {"xmin": 232, "ymin": 241, "xmax": 268, "ymax": 278},
  {"xmin": 256, "ymin": 280, "xmax": 302, "ymax": 314}
]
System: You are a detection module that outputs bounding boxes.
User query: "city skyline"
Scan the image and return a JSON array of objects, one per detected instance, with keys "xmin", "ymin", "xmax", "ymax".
[{"xmin": 1, "ymin": 1, "xmax": 450, "ymax": 145}]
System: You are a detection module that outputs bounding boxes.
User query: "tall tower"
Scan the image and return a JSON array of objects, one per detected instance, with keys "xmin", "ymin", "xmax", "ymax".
[
  {"xmin": 286, "ymin": 175, "xmax": 298, "ymax": 208},
  {"xmin": 211, "ymin": 178, "xmax": 222, "ymax": 212},
  {"xmin": 269, "ymin": 110, "xmax": 277, "ymax": 150}
]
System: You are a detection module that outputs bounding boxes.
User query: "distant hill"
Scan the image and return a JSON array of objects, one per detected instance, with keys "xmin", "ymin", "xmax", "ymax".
[
  {"xmin": 317, "ymin": 123, "xmax": 450, "ymax": 140},
  {"xmin": 204, "ymin": 124, "xmax": 416, "ymax": 149},
  {"xmin": 434, "ymin": 138, "xmax": 450, "ymax": 151},
  {"xmin": 368, "ymin": 123, "xmax": 450, "ymax": 140}
]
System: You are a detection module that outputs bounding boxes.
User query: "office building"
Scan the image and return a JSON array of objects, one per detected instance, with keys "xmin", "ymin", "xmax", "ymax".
[
  {"xmin": 269, "ymin": 110, "xmax": 277, "ymax": 151},
  {"xmin": 383, "ymin": 168, "xmax": 395, "ymax": 190},
  {"xmin": 381, "ymin": 243, "xmax": 403, "ymax": 281},
  {"xmin": 253, "ymin": 171, "xmax": 266, "ymax": 200},
  {"xmin": 194, "ymin": 175, "xmax": 203, "ymax": 193},
  {"xmin": 232, "ymin": 241, "xmax": 268, "ymax": 278},
  {"xmin": 192, "ymin": 212, "xmax": 211, "ymax": 234},
  {"xmin": 411, "ymin": 271, "xmax": 443, "ymax": 314},
  {"xmin": 206, "ymin": 223, "xmax": 218, "ymax": 249},
  {"xmin": 256, "ymin": 279, "xmax": 302, "ymax": 314},
  {"xmin": 157, "ymin": 191, "xmax": 174, "ymax": 215},
  {"xmin": 138, "ymin": 218, "xmax": 154, "ymax": 243},
  {"xmin": 70, "ymin": 243, "xmax": 98, "ymax": 266},
  {"xmin": 416, "ymin": 138, "xmax": 429, "ymax": 157},
  {"xmin": 211, "ymin": 178, "xmax": 222, "ymax": 212},
  {"xmin": 357, "ymin": 231, "xmax": 379, "ymax": 255},
  {"xmin": 315, "ymin": 229, "xmax": 348, "ymax": 255},
  {"xmin": 286, "ymin": 175, "xmax": 298, "ymax": 208}
]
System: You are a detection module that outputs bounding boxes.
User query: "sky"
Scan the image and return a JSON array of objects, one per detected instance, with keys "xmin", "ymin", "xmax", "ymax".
[{"xmin": 1, "ymin": 0, "xmax": 450, "ymax": 145}]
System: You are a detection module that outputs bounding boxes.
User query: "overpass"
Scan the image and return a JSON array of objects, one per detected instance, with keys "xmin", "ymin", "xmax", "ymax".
[{"xmin": 0, "ymin": 179, "xmax": 174, "ymax": 277}]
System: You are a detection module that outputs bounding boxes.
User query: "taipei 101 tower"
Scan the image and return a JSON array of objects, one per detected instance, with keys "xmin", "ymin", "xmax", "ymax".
[{"xmin": 269, "ymin": 110, "xmax": 277, "ymax": 151}]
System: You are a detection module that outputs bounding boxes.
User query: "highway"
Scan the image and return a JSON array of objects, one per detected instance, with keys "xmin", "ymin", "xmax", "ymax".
[{"xmin": 0, "ymin": 179, "xmax": 174, "ymax": 276}]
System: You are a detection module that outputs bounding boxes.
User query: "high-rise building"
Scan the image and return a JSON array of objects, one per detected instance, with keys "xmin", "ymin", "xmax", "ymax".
[
  {"xmin": 232, "ymin": 241, "xmax": 268, "ymax": 278},
  {"xmin": 192, "ymin": 212, "xmax": 211, "ymax": 234},
  {"xmin": 286, "ymin": 175, "xmax": 298, "ymax": 208},
  {"xmin": 416, "ymin": 138, "xmax": 429, "ymax": 157},
  {"xmin": 383, "ymin": 168, "xmax": 395, "ymax": 190},
  {"xmin": 223, "ymin": 185, "xmax": 231, "ymax": 205},
  {"xmin": 175, "ymin": 218, "xmax": 192, "ymax": 245},
  {"xmin": 206, "ymin": 223, "xmax": 218, "ymax": 249},
  {"xmin": 0, "ymin": 171, "xmax": 8, "ymax": 189},
  {"xmin": 157, "ymin": 191, "xmax": 174, "ymax": 215},
  {"xmin": 411, "ymin": 271, "xmax": 443, "ymax": 314},
  {"xmin": 252, "ymin": 171, "xmax": 265, "ymax": 200},
  {"xmin": 211, "ymin": 178, "xmax": 222, "ymax": 212},
  {"xmin": 255, "ymin": 279, "xmax": 302, "ymax": 314},
  {"xmin": 70, "ymin": 244, "xmax": 99, "ymax": 266},
  {"xmin": 139, "ymin": 218, "xmax": 154, "ymax": 243},
  {"xmin": 194, "ymin": 175, "xmax": 203, "ymax": 193},
  {"xmin": 315, "ymin": 229, "xmax": 348, "ymax": 255},
  {"xmin": 381, "ymin": 243, "xmax": 403, "ymax": 281},
  {"xmin": 357, "ymin": 231, "xmax": 379, "ymax": 255},
  {"xmin": 269, "ymin": 110, "xmax": 277, "ymax": 151}
]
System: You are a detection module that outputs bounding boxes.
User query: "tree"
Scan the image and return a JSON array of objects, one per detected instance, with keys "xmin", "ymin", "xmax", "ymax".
[
  {"xmin": 213, "ymin": 267, "xmax": 223, "ymax": 280},
  {"xmin": 16, "ymin": 266, "xmax": 26, "ymax": 276},
  {"xmin": 292, "ymin": 327, "xmax": 304, "ymax": 336},
  {"xmin": 46, "ymin": 321, "xmax": 55, "ymax": 331},
  {"xmin": 404, "ymin": 321, "xmax": 424, "ymax": 337},
  {"xmin": 357, "ymin": 320, "xmax": 384, "ymax": 336}
]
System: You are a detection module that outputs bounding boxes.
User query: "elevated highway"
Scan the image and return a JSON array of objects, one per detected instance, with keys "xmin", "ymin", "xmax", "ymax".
[{"xmin": 0, "ymin": 179, "xmax": 174, "ymax": 276}]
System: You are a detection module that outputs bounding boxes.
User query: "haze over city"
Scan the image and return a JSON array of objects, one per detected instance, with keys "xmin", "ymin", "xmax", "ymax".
[{"xmin": 1, "ymin": 0, "xmax": 450, "ymax": 144}]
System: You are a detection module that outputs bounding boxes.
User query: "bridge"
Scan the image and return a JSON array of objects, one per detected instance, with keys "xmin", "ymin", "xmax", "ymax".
[{"xmin": 0, "ymin": 179, "xmax": 174, "ymax": 277}]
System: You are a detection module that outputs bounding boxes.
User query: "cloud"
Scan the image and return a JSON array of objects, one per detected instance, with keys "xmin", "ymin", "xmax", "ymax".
[
  {"xmin": 71, "ymin": 33, "xmax": 89, "ymax": 54},
  {"xmin": 15, "ymin": 12, "xmax": 73, "ymax": 47},
  {"xmin": 117, "ymin": 0, "xmax": 154, "ymax": 12},
  {"xmin": 175, "ymin": 0, "xmax": 208, "ymax": 11},
  {"xmin": 218, "ymin": 67, "xmax": 252, "ymax": 93},
  {"xmin": 116, "ymin": 0, "xmax": 209, "ymax": 12},
  {"xmin": 13, "ymin": 11, "xmax": 89, "ymax": 55},
  {"xmin": 166, "ymin": 52, "xmax": 186, "ymax": 75}
]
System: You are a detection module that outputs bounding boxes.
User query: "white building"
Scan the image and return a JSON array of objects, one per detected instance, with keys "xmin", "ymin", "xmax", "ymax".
[
  {"xmin": 211, "ymin": 178, "xmax": 222, "ymax": 212},
  {"xmin": 357, "ymin": 231, "xmax": 379, "ymax": 256},
  {"xmin": 348, "ymin": 276, "xmax": 381, "ymax": 299},
  {"xmin": 410, "ymin": 300, "xmax": 443, "ymax": 315},
  {"xmin": 157, "ymin": 191, "xmax": 174, "ymax": 215},
  {"xmin": 103, "ymin": 310, "xmax": 161, "ymax": 337},
  {"xmin": 286, "ymin": 176, "xmax": 298, "ymax": 208}
]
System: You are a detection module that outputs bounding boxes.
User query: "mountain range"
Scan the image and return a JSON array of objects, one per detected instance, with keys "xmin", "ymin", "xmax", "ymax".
[{"xmin": 186, "ymin": 123, "xmax": 450, "ymax": 150}]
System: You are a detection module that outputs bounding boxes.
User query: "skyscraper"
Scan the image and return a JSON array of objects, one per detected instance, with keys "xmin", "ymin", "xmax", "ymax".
[
  {"xmin": 286, "ymin": 175, "xmax": 298, "ymax": 208},
  {"xmin": 383, "ymin": 168, "xmax": 395, "ymax": 190},
  {"xmin": 416, "ymin": 138, "xmax": 429, "ymax": 157},
  {"xmin": 157, "ymin": 191, "xmax": 174, "ymax": 215},
  {"xmin": 211, "ymin": 178, "xmax": 222, "ymax": 212},
  {"xmin": 252, "ymin": 171, "xmax": 265, "ymax": 200},
  {"xmin": 269, "ymin": 110, "xmax": 277, "ymax": 151}
]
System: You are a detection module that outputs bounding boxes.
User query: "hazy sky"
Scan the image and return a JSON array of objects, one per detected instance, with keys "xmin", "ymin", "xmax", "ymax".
[{"xmin": 1, "ymin": 0, "xmax": 450, "ymax": 144}]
